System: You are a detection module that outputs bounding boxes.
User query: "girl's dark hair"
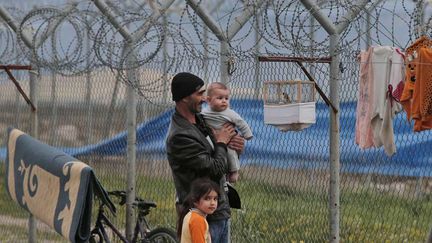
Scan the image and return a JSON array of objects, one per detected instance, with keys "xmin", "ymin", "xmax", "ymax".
[{"xmin": 176, "ymin": 178, "xmax": 221, "ymax": 238}]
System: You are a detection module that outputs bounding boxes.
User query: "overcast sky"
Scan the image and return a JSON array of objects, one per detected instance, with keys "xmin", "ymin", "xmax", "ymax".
[{"xmin": 0, "ymin": 0, "xmax": 430, "ymax": 52}]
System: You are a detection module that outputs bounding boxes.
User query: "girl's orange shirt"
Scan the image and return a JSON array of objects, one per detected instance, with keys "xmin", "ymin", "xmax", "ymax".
[{"xmin": 181, "ymin": 210, "xmax": 211, "ymax": 243}]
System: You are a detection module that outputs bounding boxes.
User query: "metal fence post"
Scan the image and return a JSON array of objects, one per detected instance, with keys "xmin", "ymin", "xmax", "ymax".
[
  {"xmin": 220, "ymin": 40, "xmax": 229, "ymax": 83},
  {"xmin": 328, "ymin": 33, "xmax": 340, "ymax": 243},
  {"xmin": 85, "ymin": 28, "xmax": 94, "ymax": 145},
  {"xmin": 186, "ymin": 0, "xmax": 264, "ymax": 83},
  {"xmin": 29, "ymin": 67, "xmax": 39, "ymax": 243},
  {"xmin": 299, "ymin": 1, "xmax": 369, "ymax": 241},
  {"xmin": 253, "ymin": 11, "xmax": 261, "ymax": 100},
  {"xmin": 90, "ymin": 0, "xmax": 136, "ymax": 238},
  {"xmin": 125, "ymin": 42, "xmax": 138, "ymax": 240}
]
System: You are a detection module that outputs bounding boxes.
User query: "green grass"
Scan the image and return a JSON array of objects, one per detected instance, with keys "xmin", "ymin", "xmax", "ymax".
[
  {"xmin": 0, "ymin": 224, "xmax": 65, "ymax": 242},
  {"xmin": 0, "ymin": 163, "xmax": 28, "ymax": 218},
  {"xmin": 99, "ymin": 175, "xmax": 432, "ymax": 242},
  {"xmin": 2, "ymin": 162, "xmax": 432, "ymax": 242}
]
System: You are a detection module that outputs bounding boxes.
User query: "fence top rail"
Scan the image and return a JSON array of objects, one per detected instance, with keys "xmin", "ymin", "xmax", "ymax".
[
  {"xmin": 0, "ymin": 65, "xmax": 32, "ymax": 70},
  {"xmin": 1, "ymin": 64, "xmax": 35, "ymax": 111}
]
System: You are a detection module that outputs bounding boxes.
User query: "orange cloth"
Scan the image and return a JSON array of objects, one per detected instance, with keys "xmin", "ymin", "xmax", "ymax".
[
  {"xmin": 400, "ymin": 36, "xmax": 432, "ymax": 131},
  {"xmin": 412, "ymin": 48, "xmax": 432, "ymax": 131},
  {"xmin": 400, "ymin": 54, "xmax": 417, "ymax": 121}
]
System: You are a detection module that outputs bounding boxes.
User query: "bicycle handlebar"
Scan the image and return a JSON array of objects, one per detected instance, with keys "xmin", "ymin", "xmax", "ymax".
[
  {"xmin": 108, "ymin": 190, "xmax": 127, "ymax": 205},
  {"xmin": 108, "ymin": 190, "xmax": 157, "ymax": 210}
]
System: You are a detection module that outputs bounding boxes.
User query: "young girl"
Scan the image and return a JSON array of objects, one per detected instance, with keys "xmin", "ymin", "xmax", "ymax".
[{"xmin": 178, "ymin": 178, "xmax": 221, "ymax": 243}]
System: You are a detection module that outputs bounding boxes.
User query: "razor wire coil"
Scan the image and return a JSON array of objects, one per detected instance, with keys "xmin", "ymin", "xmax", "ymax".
[{"xmin": 0, "ymin": 0, "xmax": 430, "ymax": 99}]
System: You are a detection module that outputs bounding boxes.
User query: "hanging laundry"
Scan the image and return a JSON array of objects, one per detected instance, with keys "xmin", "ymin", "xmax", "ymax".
[
  {"xmin": 370, "ymin": 46, "xmax": 405, "ymax": 156},
  {"xmin": 400, "ymin": 36, "xmax": 431, "ymax": 120},
  {"xmin": 355, "ymin": 47, "xmax": 374, "ymax": 149},
  {"xmin": 400, "ymin": 36, "xmax": 432, "ymax": 132},
  {"xmin": 355, "ymin": 46, "xmax": 405, "ymax": 156},
  {"xmin": 384, "ymin": 49, "xmax": 405, "ymax": 152},
  {"xmin": 389, "ymin": 48, "xmax": 406, "ymax": 102},
  {"xmin": 411, "ymin": 47, "xmax": 432, "ymax": 131}
]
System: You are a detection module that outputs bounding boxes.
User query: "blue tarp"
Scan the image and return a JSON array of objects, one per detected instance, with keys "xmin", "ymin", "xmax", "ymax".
[{"xmin": 1, "ymin": 99, "xmax": 431, "ymax": 177}]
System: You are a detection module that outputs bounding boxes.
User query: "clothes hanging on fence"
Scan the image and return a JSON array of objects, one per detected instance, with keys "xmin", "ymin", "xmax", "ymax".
[
  {"xmin": 355, "ymin": 46, "xmax": 405, "ymax": 156},
  {"xmin": 355, "ymin": 48, "xmax": 375, "ymax": 148},
  {"xmin": 400, "ymin": 36, "xmax": 432, "ymax": 132}
]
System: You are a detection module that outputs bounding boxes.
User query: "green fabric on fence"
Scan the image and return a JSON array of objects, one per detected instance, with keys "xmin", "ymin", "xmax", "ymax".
[{"xmin": 5, "ymin": 128, "xmax": 115, "ymax": 243}]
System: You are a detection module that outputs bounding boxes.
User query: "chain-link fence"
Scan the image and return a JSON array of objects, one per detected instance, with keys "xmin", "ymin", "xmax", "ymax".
[
  {"xmin": 1, "ymin": 0, "xmax": 432, "ymax": 242},
  {"xmin": 2, "ymin": 54, "xmax": 432, "ymax": 242}
]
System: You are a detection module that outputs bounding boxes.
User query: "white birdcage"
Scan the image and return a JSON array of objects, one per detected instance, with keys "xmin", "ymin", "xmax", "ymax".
[{"xmin": 263, "ymin": 80, "xmax": 316, "ymax": 131}]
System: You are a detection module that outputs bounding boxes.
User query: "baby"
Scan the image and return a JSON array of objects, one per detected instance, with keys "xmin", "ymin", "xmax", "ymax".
[{"xmin": 202, "ymin": 82, "xmax": 253, "ymax": 183}]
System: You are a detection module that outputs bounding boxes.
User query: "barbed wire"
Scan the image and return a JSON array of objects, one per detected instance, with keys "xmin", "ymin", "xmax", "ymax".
[
  {"xmin": 0, "ymin": 6, "xmax": 27, "ymax": 64},
  {"xmin": 0, "ymin": 0, "xmax": 429, "ymax": 98}
]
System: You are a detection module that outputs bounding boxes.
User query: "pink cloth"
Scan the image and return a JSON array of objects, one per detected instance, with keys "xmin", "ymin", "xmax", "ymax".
[
  {"xmin": 355, "ymin": 47, "xmax": 375, "ymax": 148},
  {"xmin": 356, "ymin": 46, "xmax": 405, "ymax": 155}
]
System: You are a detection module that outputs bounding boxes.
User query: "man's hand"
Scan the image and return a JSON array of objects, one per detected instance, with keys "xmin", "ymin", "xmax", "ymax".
[
  {"xmin": 228, "ymin": 134, "xmax": 245, "ymax": 154},
  {"xmin": 213, "ymin": 123, "xmax": 236, "ymax": 144}
]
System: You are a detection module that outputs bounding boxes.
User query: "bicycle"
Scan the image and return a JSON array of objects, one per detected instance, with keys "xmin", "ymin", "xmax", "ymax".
[{"xmin": 90, "ymin": 190, "xmax": 178, "ymax": 243}]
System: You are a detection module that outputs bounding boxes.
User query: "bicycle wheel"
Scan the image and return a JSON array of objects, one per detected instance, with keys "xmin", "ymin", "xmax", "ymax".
[
  {"xmin": 146, "ymin": 227, "xmax": 178, "ymax": 243},
  {"xmin": 89, "ymin": 233, "xmax": 99, "ymax": 243},
  {"xmin": 91, "ymin": 221, "xmax": 124, "ymax": 243},
  {"xmin": 89, "ymin": 228, "xmax": 105, "ymax": 243}
]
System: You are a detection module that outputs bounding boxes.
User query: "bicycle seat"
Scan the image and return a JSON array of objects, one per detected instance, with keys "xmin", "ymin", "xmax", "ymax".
[{"xmin": 108, "ymin": 190, "xmax": 157, "ymax": 211}]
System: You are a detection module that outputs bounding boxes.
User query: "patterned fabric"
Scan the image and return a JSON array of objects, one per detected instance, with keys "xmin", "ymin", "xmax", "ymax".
[
  {"xmin": 392, "ymin": 81, "xmax": 405, "ymax": 102},
  {"xmin": 5, "ymin": 128, "xmax": 114, "ymax": 243},
  {"xmin": 412, "ymin": 47, "xmax": 432, "ymax": 131},
  {"xmin": 400, "ymin": 36, "xmax": 432, "ymax": 132}
]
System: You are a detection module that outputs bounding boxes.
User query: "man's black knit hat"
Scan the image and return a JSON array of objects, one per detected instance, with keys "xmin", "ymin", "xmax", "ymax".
[{"xmin": 171, "ymin": 72, "xmax": 205, "ymax": 102}]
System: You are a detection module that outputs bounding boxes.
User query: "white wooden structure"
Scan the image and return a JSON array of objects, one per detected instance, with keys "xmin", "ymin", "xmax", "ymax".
[{"xmin": 263, "ymin": 80, "xmax": 316, "ymax": 131}]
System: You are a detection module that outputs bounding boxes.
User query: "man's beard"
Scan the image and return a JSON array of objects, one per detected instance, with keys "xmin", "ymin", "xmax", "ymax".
[
  {"xmin": 195, "ymin": 103, "xmax": 203, "ymax": 113},
  {"xmin": 191, "ymin": 101, "xmax": 204, "ymax": 114}
]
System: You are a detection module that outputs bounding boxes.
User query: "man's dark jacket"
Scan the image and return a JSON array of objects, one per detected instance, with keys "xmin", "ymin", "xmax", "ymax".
[{"xmin": 166, "ymin": 110, "xmax": 230, "ymax": 221}]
